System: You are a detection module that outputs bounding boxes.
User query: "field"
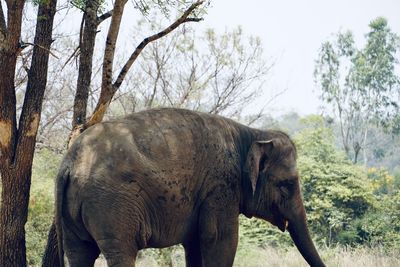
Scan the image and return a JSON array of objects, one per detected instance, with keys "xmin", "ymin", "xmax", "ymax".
[{"xmin": 92, "ymin": 245, "xmax": 400, "ymax": 267}]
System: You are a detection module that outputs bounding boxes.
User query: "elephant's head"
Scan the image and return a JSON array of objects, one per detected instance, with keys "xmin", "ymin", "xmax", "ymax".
[{"xmin": 244, "ymin": 137, "xmax": 325, "ymax": 267}]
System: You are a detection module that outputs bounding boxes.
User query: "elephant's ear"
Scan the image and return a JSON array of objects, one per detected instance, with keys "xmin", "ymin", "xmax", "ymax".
[{"xmin": 245, "ymin": 140, "xmax": 273, "ymax": 195}]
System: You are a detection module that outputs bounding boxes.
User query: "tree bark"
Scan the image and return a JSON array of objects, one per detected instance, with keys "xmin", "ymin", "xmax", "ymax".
[
  {"xmin": 72, "ymin": 1, "xmax": 101, "ymax": 128},
  {"xmin": 0, "ymin": 0, "xmax": 57, "ymax": 266},
  {"xmin": 0, "ymin": 1, "xmax": 26, "ymax": 265}
]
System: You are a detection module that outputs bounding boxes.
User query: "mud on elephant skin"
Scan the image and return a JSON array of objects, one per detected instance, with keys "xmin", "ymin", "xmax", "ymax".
[{"xmin": 51, "ymin": 108, "xmax": 325, "ymax": 267}]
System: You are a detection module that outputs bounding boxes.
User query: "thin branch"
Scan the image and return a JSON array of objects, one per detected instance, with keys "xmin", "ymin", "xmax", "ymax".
[
  {"xmin": 97, "ymin": 10, "xmax": 113, "ymax": 25},
  {"xmin": 23, "ymin": 42, "xmax": 59, "ymax": 59},
  {"xmin": 0, "ymin": 0, "xmax": 6, "ymax": 37},
  {"xmin": 61, "ymin": 45, "xmax": 80, "ymax": 69},
  {"xmin": 61, "ymin": 12, "xmax": 85, "ymax": 69},
  {"xmin": 246, "ymin": 88, "xmax": 287, "ymax": 126},
  {"xmin": 113, "ymin": 0, "xmax": 204, "ymax": 90},
  {"xmin": 70, "ymin": 0, "xmax": 85, "ymax": 12},
  {"xmin": 184, "ymin": 17, "xmax": 203, "ymax": 22},
  {"xmin": 78, "ymin": 10, "xmax": 85, "ymax": 50}
]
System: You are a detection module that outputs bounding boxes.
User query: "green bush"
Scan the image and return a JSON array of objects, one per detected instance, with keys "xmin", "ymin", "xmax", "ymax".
[
  {"xmin": 238, "ymin": 215, "xmax": 293, "ymax": 248},
  {"xmin": 26, "ymin": 189, "xmax": 54, "ymax": 266},
  {"xmin": 347, "ymin": 190, "xmax": 400, "ymax": 248},
  {"xmin": 26, "ymin": 148, "xmax": 61, "ymax": 266},
  {"xmin": 294, "ymin": 116, "xmax": 375, "ymax": 246}
]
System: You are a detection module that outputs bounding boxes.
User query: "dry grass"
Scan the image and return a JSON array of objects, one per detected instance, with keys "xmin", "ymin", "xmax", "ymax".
[
  {"xmin": 321, "ymin": 246, "xmax": 400, "ymax": 267},
  {"xmin": 94, "ymin": 246, "xmax": 400, "ymax": 267},
  {"xmin": 234, "ymin": 246, "xmax": 400, "ymax": 267}
]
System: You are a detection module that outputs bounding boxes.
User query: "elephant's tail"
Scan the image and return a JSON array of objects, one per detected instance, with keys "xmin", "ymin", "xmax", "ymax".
[{"xmin": 55, "ymin": 166, "xmax": 69, "ymax": 267}]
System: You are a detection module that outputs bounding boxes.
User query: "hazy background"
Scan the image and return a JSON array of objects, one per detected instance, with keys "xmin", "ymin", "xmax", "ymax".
[{"xmin": 200, "ymin": 0, "xmax": 400, "ymax": 115}]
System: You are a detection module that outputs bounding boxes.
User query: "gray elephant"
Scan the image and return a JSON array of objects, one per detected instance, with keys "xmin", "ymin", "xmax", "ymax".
[{"xmin": 54, "ymin": 108, "xmax": 325, "ymax": 267}]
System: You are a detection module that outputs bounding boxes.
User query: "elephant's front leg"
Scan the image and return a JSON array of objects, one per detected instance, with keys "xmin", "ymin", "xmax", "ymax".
[
  {"xmin": 183, "ymin": 236, "xmax": 202, "ymax": 267},
  {"xmin": 198, "ymin": 194, "xmax": 239, "ymax": 267}
]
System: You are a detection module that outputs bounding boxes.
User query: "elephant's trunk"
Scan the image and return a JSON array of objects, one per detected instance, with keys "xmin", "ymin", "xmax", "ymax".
[{"xmin": 287, "ymin": 206, "xmax": 325, "ymax": 267}]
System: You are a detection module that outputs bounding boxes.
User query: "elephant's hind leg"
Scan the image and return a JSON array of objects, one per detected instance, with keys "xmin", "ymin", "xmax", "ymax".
[
  {"xmin": 183, "ymin": 236, "xmax": 202, "ymax": 267},
  {"xmin": 96, "ymin": 238, "xmax": 137, "ymax": 267},
  {"xmin": 64, "ymin": 236, "xmax": 100, "ymax": 267}
]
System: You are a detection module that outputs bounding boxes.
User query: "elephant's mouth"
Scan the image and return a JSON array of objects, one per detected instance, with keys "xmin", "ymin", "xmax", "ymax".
[
  {"xmin": 270, "ymin": 205, "xmax": 289, "ymax": 232},
  {"xmin": 275, "ymin": 217, "xmax": 289, "ymax": 232}
]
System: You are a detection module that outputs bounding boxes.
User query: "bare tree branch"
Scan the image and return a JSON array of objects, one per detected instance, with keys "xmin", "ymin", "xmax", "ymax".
[
  {"xmin": 246, "ymin": 88, "xmax": 287, "ymax": 126},
  {"xmin": 184, "ymin": 17, "xmax": 203, "ymax": 22},
  {"xmin": 61, "ymin": 13, "xmax": 85, "ymax": 69},
  {"xmin": 61, "ymin": 45, "xmax": 80, "ymax": 70},
  {"xmin": 23, "ymin": 42, "xmax": 59, "ymax": 59},
  {"xmin": 97, "ymin": 10, "xmax": 113, "ymax": 25},
  {"xmin": 113, "ymin": 0, "xmax": 204, "ymax": 90}
]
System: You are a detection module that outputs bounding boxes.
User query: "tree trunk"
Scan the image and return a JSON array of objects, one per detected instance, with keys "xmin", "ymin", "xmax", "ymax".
[
  {"xmin": 353, "ymin": 142, "xmax": 361, "ymax": 164},
  {"xmin": 0, "ymin": 167, "xmax": 32, "ymax": 267},
  {"xmin": 72, "ymin": 1, "xmax": 101, "ymax": 128},
  {"xmin": 0, "ymin": 0, "xmax": 57, "ymax": 266},
  {"xmin": 0, "ymin": 1, "xmax": 26, "ymax": 264},
  {"xmin": 362, "ymin": 128, "xmax": 368, "ymax": 166}
]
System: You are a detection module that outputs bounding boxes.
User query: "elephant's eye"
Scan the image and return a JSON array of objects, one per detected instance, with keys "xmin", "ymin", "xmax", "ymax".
[
  {"xmin": 279, "ymin": 186, "xmax": 290, "ymax": 198},
  {"xmin": 278, "ymin": 180, "xmax": 294, "ymax": 198}
]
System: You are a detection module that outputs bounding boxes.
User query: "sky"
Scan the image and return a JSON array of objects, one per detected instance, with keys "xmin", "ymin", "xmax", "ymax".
[
  {"xmin": 196, "ymin": 0, "xmax": 400, "ymax": 116},
  {"xmin": 23, "ymin": 0, "xmax": 399, "ymax": 117}
]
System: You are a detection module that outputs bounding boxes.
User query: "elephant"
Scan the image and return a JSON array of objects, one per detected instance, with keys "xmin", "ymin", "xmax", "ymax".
[{"xmin": 54, "ymin": 108, "xmax": 325, "ymax": 267}]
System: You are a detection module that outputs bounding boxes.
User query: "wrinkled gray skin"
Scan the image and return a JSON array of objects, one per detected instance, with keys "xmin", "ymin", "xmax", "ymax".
[{"xmin": 55, "ymin": 108, "xmax": 325, "ymax": 267}]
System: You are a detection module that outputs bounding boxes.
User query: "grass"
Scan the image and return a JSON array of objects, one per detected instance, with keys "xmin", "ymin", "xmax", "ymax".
[
  {"xmin": 235, "ymin": 246, "xmax": 400, "ymax": 267},
  {"xmin": 93, "ymin": 245, "xmax": 400, "ymax": 267}
]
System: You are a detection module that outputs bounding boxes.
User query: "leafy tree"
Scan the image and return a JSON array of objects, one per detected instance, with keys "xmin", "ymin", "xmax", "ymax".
[
  {"xmin": 367, "ymin": 167, "xmax": 398, "ymax": 195},
  {"xmin": 314, "ymin": 17, "xmax": 400, "ymax": 164},
  {"xmin": 348, "ymin": 190, "xmax": 400, "ymax": 248},
  {"xmin": 294, "ymin": 116, "xmax": 375, "ymax": 246}
]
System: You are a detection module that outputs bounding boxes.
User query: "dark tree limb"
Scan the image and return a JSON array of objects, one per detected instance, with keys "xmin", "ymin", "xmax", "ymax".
[
  {"xmin": 97, "ymin": 10, "xmax": 113, "ymax": 25},
  {"xmin": 0, "ymin": 0, "xmax": 25, "ymax": 166},
  {"xmin": 72, "ymin": 0, "xmax": 101, "ymax": 128}
]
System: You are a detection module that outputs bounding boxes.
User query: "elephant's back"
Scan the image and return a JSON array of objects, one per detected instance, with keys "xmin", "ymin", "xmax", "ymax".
[
  {"xmin": 67, "ymin": 109, "xmax": 242, "ymax": 182},
  {"xmin": 123, "ymin": 108, "xmax": 244, "ymax": 155}
]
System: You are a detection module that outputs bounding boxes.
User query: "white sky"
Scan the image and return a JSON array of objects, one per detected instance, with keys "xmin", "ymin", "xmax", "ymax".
[
  {"xmin": 197, "ymin": 0, "xmax": 400, "ymax": 115},
  {"xmin": 25, "ymin": 0, "xmax": 399, "ymax": 117}
]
